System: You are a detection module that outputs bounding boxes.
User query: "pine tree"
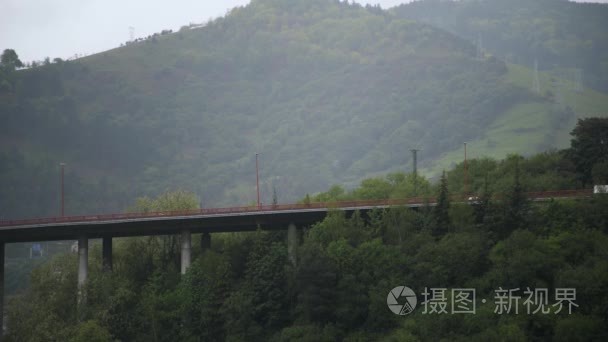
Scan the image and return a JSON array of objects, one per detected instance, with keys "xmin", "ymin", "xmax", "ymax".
[
  {"xmin": 568, "ymin": 118, "xmax": 608, "ymax": 186},
  {"xmin": 433, "ymin": 171, "xmax": 450, "ymax": 236},
  {"xmin": 473, "ymin": 173, "xmax": 492, "ymax": 224},
  {"xmin": 502, "ymin": 158, "xmax": 529, "ymax": 237},
  {"xmin": 303, "ymin": 193, "xmax": 311, "ymax": 206}
]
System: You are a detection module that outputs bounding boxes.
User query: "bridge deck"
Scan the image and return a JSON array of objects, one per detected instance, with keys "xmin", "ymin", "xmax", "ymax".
[{"xmin": 0, "ymin": 189, "xmax": 593, "ymax": 243}]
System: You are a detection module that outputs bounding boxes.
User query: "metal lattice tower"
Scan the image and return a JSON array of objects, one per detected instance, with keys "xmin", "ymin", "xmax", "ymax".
[
  {"xmin": 129, "ymin": 26, "xmax": 135, "ymax": 42},
  {"xmin": 532, "ymin": 59, "xmax": 541, "ymax": 94},
  {"xmin": 552, "ymin": 77, "xmax": 564, "ymax": 111},
  {"xmin": 574, "ymin": 68, "xmax": 583, "ymax": 93},
  {"xmin": 476, "ymin": 33, "xmax": 483, "ymax": 60}
]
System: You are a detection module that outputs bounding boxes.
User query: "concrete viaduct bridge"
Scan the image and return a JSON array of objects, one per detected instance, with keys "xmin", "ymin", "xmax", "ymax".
[{"xmin": 0, "ymin": 189, "xmax": 593, "ymax": 331}]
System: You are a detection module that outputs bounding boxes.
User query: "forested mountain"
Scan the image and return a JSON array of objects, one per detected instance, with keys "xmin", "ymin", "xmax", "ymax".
[
  {"xmin": 7, "ymin": 133, "xmax": 608, "ymax": 340},
  {"xmin": 0, "ymin": 0, "xmax": 604, "ymax": 220},
  {"xmin": 394, "ymin": 0, "xmax": 608, "ymax": 91}
]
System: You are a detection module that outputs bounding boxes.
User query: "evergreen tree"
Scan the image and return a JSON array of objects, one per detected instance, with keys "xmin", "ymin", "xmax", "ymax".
[
  {"xmin": 501, "ymin": 159, "xmax": 529, "ymax": 237},
  {"xmin": 433, "ymin": 171, "xmax": 450, "ymax": 236},
  {"xmin": 303, "ymin": 193, "xmax": 311, "ymax": 206},
  {"xmin": 568, "ymin": 118, "xmax": 608, "ymax": 185},
  {"xmin": 473, "ymin": 173, "xmax": 492, "ymax": 224}
]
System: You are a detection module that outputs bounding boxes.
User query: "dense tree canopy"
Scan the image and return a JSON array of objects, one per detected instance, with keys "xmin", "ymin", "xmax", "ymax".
[
  {"xmin": 5, "ymin": 148, "xmax": 608, "ymax": 340},
  {"xmin": 0, "ymin": 49, "xmax": 23, "ymax": 93},
  {"xmin": 567, "ymin": 118, "xmax": 608, "ymax": 185},
  {"xmin": 1, "ymin": 49, "xmax": 23, "ymax": 71}
]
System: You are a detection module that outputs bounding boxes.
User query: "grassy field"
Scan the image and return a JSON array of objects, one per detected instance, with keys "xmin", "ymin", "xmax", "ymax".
[
  {"xmin": 422, "ymin": 63, "xmax": 608, "ymax": 177},
  {"xmin": 506, "ymin": 63, "xmax": 608, "ymax": 117}
]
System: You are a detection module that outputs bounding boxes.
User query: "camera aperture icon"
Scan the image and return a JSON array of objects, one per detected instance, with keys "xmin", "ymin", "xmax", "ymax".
[{"xmin": 387, "ymin": 286, "xmax": 417, "ymax": 315}]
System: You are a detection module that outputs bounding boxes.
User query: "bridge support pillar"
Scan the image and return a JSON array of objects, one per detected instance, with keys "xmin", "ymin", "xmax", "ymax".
[
  {"xmin": 181, "ymin": 230, "xmax": 191, "ymax": 275},
  {"xmin": 288, "ymin": 223, "xmax": 297, "ymax": 266},
  {"xmin": 78, "ymin": 236, "xmax": 88, "ymax": 306},
  {"xmin": 102, "ymin": 237, "xmax": 112, "ymax": 272},
  {"xmin": 0, "ymin": 242, "xmax": 5, "ymax": 335},
  {"xmin": 201, "ymin": 232, "xmax": 211, "ymax": 251}
]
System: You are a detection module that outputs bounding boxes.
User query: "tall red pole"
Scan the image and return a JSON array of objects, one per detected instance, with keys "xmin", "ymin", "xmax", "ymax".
[
  {"xmin": 60, "ymin": 162, "xmax": 65, "ymax": 217},
  {"xmin": 464, "ymin": 143, "xmax": 468, "ymax": 195},
  {"xmin": 256, "ymin": 153, "xmax": 260, "ymax": 209}
]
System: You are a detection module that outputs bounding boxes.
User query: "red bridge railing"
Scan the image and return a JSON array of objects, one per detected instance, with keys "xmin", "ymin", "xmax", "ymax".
[{"xmin": 0, "ymin": 189, "xmax": 593, "ymax": 228}]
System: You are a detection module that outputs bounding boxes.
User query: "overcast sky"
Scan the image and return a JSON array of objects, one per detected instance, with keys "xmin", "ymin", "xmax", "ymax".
[{"xmin": 1, "ymin": 0, "xmax": 606, "ymax": 62}]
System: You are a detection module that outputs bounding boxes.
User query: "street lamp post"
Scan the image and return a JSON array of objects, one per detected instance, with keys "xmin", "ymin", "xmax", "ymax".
[
  {"xmin": 60, "ymin": 162, "xmax": 66, "ymax": 217},
  {"xmin": 410, "ymin": 149, "xmax": 420, "ymax": 196},
  {"xmin": 255, "ymin": 153, "xmax": 260, "ymax": 209},
  {"xmin": 463, "ymin": 143, "xmax": 468, "ymax": 196}
]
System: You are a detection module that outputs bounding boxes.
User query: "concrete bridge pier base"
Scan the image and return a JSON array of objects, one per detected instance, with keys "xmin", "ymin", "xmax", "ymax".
[
  {"xmin": 102, "ymin": 237, "xmax": 112, "ymax": 272},
  {"xmin": 77, "ymin": 236, "xmax": 88, "ymax": 306},
  {"xmin": 288, "ymin": 223, "xmax": 297, "ymax": 266},
  {"xmin": 201, "ymin": 232, "xmax": 211, "ymax": 251},
  {"xmin": 181, "ymin": 230, "xmax": 191, "ymax": 275}
]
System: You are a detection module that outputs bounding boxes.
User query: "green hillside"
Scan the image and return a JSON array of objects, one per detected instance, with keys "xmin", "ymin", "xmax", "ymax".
[
  {"xmin": 393, "ymin": 0, "xmax": 608, "ymax": 91},
  {"xmin": 0, "ymin": 0, "xmax": 597, "ymax": 220},
  {"xmin": 424, "ymin": 63, "xmax": 608, "ymax": 176},
  {"xmin": 391, "ymin": 0, "xmax": 608, "ymax": 176}
]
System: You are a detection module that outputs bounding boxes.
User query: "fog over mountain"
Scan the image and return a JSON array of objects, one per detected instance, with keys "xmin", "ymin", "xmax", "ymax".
[
  {"xmin": 2, "ymin": 1, "xmax": 608, "ymax": 341},
  {"xmin": 3, "ymin": 0, "xmax": 607, "ymax": 219},
  {"xmin": 5, "ymin": 0, "xmax": 605, "ymax": 62}
]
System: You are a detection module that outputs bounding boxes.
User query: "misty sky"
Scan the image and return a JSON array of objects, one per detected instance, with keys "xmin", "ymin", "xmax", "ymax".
[{"xmin": 1, "ymin": 0, "xmax": 607, "ymax": 62}]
